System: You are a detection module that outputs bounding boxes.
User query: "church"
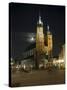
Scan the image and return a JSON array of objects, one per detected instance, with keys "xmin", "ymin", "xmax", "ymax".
[{"xmin": 22, "ymin": 14, "xmax": 53, "ymax": 69}]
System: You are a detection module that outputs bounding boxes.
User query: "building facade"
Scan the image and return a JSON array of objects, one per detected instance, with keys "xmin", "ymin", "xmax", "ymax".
[
  {"xmin": 22, "ymin": 14, "xmax": 53, "ymax": 69},
  {"xmin": 35, "ymin": 14, "xmax": 53, "ymax": 68}
]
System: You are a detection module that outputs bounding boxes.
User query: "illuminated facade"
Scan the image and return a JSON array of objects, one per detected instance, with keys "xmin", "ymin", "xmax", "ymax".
[
  {"xmin": 47, "ymin": 26, "xmax": 53, "ymax": 53},
  {"xmin": 36, "ymin": 15, "xmax": 53, "ymax": 54},
  {"xmin": 35, "ymin": 14, "xmax": 53, "ymax": 68},
  {"xmin": 59, "ymin": 45, "xmax": 65, "ymax": 59},
  {"xmin": 36, "ymin": 15, "xmax": 45, "ymax": 54},
  {"xmin": 52, "ymin": 45, "xmax": 65, "ymax": 69},
  {"xmin": 22, "ymin": 14, "xmax": 53, "ymax": 69}
]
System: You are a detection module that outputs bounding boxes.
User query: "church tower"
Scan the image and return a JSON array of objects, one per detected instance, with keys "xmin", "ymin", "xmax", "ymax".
[
  {"xmin": 35, "ymin": 13, "xmax": 45, "ymax": 68},
  {"xmin": 47, "ymin": 25, "xmax": 53, "ymax": 52},
  {"xmin": 36, "ymin": 14, "xmax": 45, "ymax": 54},
  {"xmin": 47, "ymin": 25, "xmax": 53, "ymax": 60}
]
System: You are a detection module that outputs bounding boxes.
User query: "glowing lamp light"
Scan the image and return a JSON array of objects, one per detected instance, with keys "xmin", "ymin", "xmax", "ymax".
[
  {"xmin": 58, "ymin": 59, "xmax": 64, "ymax": 63},
  {"xmin": 27, "ymin": 33, "xmax": 35, "ymax": 43},
  {"xmin": 30, "ymin": 37, "xmax": 35, "ymax": 42},
  {"xmin": 31, "ymin": 37, "xmax": 34, "ymax": 41},
  {"xmin": 53, "ymin": 59, "xmax": 64, "ymax": 64}
]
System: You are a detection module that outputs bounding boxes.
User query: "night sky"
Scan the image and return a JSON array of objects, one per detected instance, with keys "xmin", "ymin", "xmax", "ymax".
[{"xmin": 9, "ymin": 3, "xmax": 65, "ymax": 59}]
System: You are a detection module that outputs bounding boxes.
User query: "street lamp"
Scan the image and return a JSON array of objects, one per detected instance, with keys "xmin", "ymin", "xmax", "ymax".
[{"xmin": 30, "ymin": 37, "xmax": 34, "ymax": 41}]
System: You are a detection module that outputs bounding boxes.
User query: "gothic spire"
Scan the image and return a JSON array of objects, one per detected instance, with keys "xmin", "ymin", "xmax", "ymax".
[
  {"xmin": 47, "ymin": 25, "xmax": 49, "ymax": 31},
  {"xmin": 37, "ymin": 11, "xmax": 43, "ymax": 25}
]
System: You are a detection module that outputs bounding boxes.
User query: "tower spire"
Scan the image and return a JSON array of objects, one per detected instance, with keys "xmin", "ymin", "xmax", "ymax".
[
  {"xmin": 37, "ymin": 11, "xmax": 43, "ymax": 25},
  {"xmin": 39, "ymin": 11, "xmax": 41, "ymax": 23},
  {"xmin": 47, "ymin": 25, "xmax": 49, "ymax": 31},
  {"xmin": 47, "ymin": 25, "xmax": 51, "ymax": 34}
]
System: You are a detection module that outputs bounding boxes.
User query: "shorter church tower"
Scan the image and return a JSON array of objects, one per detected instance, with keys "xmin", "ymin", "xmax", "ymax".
[{"xmin": 47, "ymin": 25, "xmax": 53, "ymax": 60}]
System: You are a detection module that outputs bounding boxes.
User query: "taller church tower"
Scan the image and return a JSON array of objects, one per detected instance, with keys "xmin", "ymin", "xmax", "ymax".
[
  {"xmin": 35, "ymin": 14, "xmax": 45, "ymax": 68},
  {"xmin": 36, "ymin": 14, "xmax": 45, "ymax": 54}
]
